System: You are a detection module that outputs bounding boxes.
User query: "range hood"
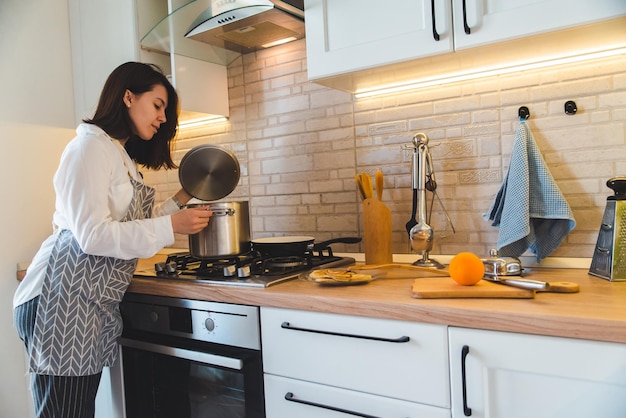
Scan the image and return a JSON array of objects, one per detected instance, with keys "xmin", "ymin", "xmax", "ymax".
[
  {"xmin": 140, "ymin": 0, "xmax": 304, "ymax": 66},
  {"xmin": 187, "ymin": 0, "xmax": 305, "ymax": 52}
]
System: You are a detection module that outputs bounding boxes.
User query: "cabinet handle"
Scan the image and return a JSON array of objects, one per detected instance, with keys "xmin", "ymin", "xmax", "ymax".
[
  {"xmin": 281, "ymin": 322, "xmax": 410, "ymax": 343},
  {"xmin": 461, "ymin": 345, "xmax": 472, "ymax": 416},
  {"xmin": 431, "ymin": 0, "xmax": 440, "ymax": 41},
  {"xmin": 285, "ymin": 392, "xmax": 381, "ymax": 418},
  {"xmin": 462, "ymin": 0, "xmax": 471, "ymax": 34}
]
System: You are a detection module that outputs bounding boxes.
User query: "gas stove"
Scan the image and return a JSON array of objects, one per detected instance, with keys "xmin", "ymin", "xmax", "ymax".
[{"xmin": 134, "ymin": 251, "xmax": 356, "ymax": 288}]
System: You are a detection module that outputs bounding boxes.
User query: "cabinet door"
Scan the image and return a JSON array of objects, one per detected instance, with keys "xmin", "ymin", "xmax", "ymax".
[
  {"xmin": 453, "ymin": 0, "xmax": 626, "ymax": 50},
  {"xmin": 449, "ymin": 327, "xmax": 626, "ymax": 418},
  {"xmin": 304, "ymin": 0, "xmax": 453, "ymax": 80},
  {"xmin": 261, "ymin": 307, "xmax": 450, "ymax": 408},
  {"xmin": 265, "ymin": 374, "xmax": 451, "ymax": 418},
  {"xmin": 68, "ymin": 0, "xmax": 140, "ymax": 124},
  {"xmin": 171, "ymin": 54, "xmax": 229, "ymax": 119}
]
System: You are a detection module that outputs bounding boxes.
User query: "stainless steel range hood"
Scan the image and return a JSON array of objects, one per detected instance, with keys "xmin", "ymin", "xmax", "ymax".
[
  {"xmin": 186, "ymin": 0, "xmax": 305, "ymax": 52},
  {"xmin": 140, "ymin": 0, "xmax": 304, "ymax": 66}
]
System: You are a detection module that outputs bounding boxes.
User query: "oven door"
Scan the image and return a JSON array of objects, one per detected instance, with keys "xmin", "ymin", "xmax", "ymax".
[{"xmin": 120, "ymin": 331, "xmax": 265, "ymax": 418}]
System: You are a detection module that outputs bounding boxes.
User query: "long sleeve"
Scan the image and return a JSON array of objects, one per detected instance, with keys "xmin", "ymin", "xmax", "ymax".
[{"xmin": 52, "ymin": 124, "xmax": 174, "ymax": 260}]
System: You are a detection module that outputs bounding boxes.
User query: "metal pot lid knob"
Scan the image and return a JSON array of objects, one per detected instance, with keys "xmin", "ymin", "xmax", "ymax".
[{"xmin": 179, "ymin": 145, "xmax": 240, "ymax": 201}]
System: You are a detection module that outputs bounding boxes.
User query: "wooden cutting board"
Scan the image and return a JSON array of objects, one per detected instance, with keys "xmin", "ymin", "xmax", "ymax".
[
  {"xmin": 411, "ymin": 278, "xmax": 535, "ymax": 299},
  {"xmin": 362, "ymin": 198, "xmax": 393, "ymax": 265}
]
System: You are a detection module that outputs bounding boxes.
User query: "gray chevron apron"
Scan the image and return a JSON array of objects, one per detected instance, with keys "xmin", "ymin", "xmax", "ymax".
[{"xmin": 30, "ymin": 175, "xmax": 155, "ymax": 376}]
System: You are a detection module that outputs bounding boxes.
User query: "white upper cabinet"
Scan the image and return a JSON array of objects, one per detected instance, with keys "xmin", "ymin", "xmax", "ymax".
[
  {"xmin": 454, "ymin": 0, "xmax": 626, "ymax": 50},
  {"xmin": 69, "ymin": 0, "xmax": 230, "ymax": 126},
  {"xmin": 305, "ymin": 0, "xmax": 452, "ymax": 80},
  {"xmin": 304, "ymin": 0, "xmax": 626, "ymax": 85},
  {"xmin": 69, "ymin": 0, "xmax": 140, "ymax": 124},
  {"xmin": 171, "ymin": 54, "xmax": 229, "ymax": 121}
]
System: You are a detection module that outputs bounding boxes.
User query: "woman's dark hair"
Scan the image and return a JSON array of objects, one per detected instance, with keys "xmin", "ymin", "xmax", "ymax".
[{"xmin": 84, "ymin": 62, "xmax": 179, "ymax": 170}]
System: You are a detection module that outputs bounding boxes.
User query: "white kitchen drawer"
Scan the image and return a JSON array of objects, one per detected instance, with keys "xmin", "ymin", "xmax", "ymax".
[
  {"xmin": 261, "ymin": 307, "xmax": 450, "ymax": 408},
  {"xmin": 264, "ymin": 374, "xmax": 451, "ymax": 418}
]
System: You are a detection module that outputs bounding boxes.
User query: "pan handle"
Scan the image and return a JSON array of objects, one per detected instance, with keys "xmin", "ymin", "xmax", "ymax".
[{"xmin": 311, "ymin": 237, "xmax": 362, "ymax": 251}]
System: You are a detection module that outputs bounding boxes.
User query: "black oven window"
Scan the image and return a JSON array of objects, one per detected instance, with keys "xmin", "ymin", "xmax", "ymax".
[{"xmin": 123, "ymin": 347, "xmax": 246, "ymax": 418}]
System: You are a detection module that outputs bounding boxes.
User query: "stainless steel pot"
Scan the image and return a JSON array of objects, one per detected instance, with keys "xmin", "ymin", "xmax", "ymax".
[{"xmin": 188, "ymin": 201, "xmax": 251, "ymax": 258}]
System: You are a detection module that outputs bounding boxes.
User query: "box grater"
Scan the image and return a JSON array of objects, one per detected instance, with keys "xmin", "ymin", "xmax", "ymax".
[{"xmin": 589, "ymin": 177, "xmax": 626, "ymax": 281}]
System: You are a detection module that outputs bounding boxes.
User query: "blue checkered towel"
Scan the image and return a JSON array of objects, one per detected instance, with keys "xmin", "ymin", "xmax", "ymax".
[{"xmin": 484, "ymin": 120, "xmax": 576, "ymax": 262}]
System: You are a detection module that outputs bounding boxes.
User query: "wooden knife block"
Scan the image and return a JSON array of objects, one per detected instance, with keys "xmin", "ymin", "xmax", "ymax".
[{"xmin": 362, "ymin": 198, "xmax": 393, "ymax": 265}]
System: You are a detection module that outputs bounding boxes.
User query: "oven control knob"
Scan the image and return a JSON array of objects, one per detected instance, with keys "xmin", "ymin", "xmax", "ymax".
[
  {"xmin": 204, "ymin": 318, "xmax": 215, "ymax": 332},
  {"xmin": 149, "ymin": 311, "xmax": 159, "ymax": 322},
  {"xmin": 238, "ymin": 265, "xmax": 251, "ymax": 278}
]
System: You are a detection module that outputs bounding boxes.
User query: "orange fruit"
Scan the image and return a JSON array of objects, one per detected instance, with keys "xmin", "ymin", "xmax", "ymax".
[{"xmin": 449, "ymin": 252, "xmax": 485, "ymax": 286}]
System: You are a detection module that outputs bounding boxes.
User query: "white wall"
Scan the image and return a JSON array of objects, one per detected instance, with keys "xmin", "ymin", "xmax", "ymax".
[{"xmin": 0, "ymin": 0, "xmax": 74, "ymax": 416}]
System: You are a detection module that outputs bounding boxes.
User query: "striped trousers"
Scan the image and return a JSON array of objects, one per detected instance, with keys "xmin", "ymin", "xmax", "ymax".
[{"xmin": 14, "ymin": 297, "xmax": 102, "ymax": 418}]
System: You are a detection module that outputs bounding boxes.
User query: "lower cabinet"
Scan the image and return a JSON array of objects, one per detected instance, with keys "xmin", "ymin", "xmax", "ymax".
[
  {"xmin": 449, "ymin": 327, "xmax": 626, "ymax": 418},
  {"xmin": 261, "ymin": 307, "xmax": 451, "ymax": 417},
  {"xmin": 261, "ymin": 309, "xmax": 626, "ymax": 417}
]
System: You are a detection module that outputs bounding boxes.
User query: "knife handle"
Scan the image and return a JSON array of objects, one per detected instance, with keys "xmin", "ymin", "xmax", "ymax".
[
  {"xmin": 501, "ymin": 278, "xmax": 549, "ymax": 290},
  {"xmin": 376, "ymin": 169, "xmax": 383, "ymax": 201}
]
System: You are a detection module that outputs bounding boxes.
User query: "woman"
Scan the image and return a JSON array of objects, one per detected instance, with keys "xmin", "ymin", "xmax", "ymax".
[{"xmin": 13, "ymin": 62, "xmax": 212, "ymax": 417}]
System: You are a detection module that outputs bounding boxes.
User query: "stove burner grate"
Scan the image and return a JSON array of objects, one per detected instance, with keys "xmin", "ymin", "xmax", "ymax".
[
  {"xmin": 262, "ymin": 256, "xmax": 309, "ymax": 269},
  {"xmin": 159, "ymin": 251, "xmax": 344, "ymax": 279}
]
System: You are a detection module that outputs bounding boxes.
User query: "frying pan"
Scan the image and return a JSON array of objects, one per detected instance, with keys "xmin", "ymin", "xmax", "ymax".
[
  {"xmin": 179, "ymin": 144, "xmax": 240, "ymax": 201},
  {"xmin": 251, "ymin": 236, "xmax": 362, "ymax": 258}
]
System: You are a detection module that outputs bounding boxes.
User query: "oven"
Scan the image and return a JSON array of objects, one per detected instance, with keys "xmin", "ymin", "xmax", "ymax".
[
  {"xmin": 117, "ymin": 293, "xmax": 265, "ymax": 418},
  {"xmin": 105, "ymin": 242, "xmax": 358, "ymax": 416}
]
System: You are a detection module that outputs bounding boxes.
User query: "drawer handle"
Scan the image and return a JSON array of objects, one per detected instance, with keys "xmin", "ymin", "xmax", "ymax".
[
  {"xmin": 281, "ymin": 322, "xmax": 410, "ymax": 343},
  {"xmin": 461, "ymin": 345, "xmax": 472, "ymax": 416},
  {"xmin": 431, "ymin": 0, "xmax": 440, "ymax": 41},
  {"xmin": 285, "ymin": 392, "xmax": 381, "ymax": 418}
]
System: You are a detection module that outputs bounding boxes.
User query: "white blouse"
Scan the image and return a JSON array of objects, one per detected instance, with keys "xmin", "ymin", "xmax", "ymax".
[{"xmin": 14, "ymin": 123, "xmax": 178, "ymax": 307}]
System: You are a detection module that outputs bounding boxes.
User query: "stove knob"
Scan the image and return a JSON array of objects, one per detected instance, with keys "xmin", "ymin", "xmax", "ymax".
[
  {"xmin": 164, "ymin": 262, "xmax": 177, "ymax": 274},
  {"xmin": 238, "ymin": 265, "xmax": 251, "ymax": 278},
  {"xmin": 223, "ymin": 265, "xmax": 237, "ymax": 277},
  {"xmin": 204, "ymin": 318, "xmax": 215, "ymax": 332}
]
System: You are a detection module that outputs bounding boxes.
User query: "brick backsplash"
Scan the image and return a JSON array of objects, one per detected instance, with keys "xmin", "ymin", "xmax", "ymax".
[{"xmin": 143, "ymin": 39, "xmax": 626, "ymax": 260}]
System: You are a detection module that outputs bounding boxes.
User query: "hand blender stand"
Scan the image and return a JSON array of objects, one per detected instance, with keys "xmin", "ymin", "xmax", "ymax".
[{"xmin": 408, "ymin": 133, "xmax": 444, "ymax": 268}]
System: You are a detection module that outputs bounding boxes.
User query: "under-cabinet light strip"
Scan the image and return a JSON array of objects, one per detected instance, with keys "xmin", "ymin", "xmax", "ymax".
[
  {"xmin": 179, "ymin": 116, "xmax": 228, "ymax": 129},
  {"xmin": 354, "ymin": 47, "xmax": 626, "ymax": 99}
]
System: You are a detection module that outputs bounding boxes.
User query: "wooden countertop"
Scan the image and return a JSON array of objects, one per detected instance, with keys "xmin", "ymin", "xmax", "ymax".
[{"xmin": 129, "ymin": 255, "xmax": 626, "ymax": 345}]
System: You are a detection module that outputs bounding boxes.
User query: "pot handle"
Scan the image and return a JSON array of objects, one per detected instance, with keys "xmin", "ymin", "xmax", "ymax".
[{"xmin": 210, "ymin": 208, "xmax": 235, "ymax": 216}]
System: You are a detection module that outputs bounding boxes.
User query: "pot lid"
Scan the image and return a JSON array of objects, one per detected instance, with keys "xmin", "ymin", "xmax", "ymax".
[{"xmin": 179, "ymin": 144, "xmax": 240, "ymax": 201}]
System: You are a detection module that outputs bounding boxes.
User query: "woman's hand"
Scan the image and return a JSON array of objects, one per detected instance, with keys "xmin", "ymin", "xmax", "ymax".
[{"xmin": 170, "ymin": 206, "xmax": 212, "ymax": 235}]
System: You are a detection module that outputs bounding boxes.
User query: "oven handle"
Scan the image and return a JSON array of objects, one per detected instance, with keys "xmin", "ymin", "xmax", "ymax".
[{"xmin": 120, "ymin": 338, "xmax": 243, "ymax": 371}]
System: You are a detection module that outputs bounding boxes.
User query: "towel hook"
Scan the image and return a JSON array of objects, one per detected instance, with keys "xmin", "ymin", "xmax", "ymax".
[
  {"xmin": 564, "ymin": 100, "xmax": 577, "ymax": 115},
  {"xmin": 518, "ymin": 106, "xmax": 530, "ymax": 120}
]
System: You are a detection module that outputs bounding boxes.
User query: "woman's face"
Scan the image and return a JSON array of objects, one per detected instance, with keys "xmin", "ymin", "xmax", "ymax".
[{"xmin": 124, "ymin": 84, "xmax": 168, "ymax": 140}]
